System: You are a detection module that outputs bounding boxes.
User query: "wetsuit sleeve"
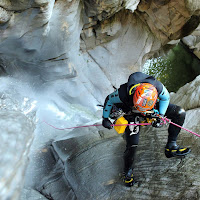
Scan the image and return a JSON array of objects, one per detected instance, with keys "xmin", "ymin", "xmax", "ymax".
[
  {"xmin": 158, "ymin": 84, "xmax": 170, "ymax": 115},
  {"xmin": 103, "ymin": 90, "xmax": 122, "ymax": 118}
]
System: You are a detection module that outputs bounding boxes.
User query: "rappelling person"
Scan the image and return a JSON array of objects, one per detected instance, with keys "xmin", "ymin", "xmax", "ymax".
[{"xmin": 102, "ymin": 72, "xmax": 191, "ymax": 187}]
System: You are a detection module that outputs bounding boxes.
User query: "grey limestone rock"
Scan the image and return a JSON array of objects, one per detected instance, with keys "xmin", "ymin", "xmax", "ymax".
[{"xmin": 0, "ymin": 0, "xmax": 200, "ymax": 199}]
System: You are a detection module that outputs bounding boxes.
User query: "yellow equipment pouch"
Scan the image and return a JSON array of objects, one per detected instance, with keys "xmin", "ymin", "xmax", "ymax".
[{"xmin": 114, "ymin": 116, "xmax": 128, "ymax": 134}]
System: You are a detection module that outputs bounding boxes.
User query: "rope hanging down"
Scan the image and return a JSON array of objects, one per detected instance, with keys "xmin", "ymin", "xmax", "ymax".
[{"xmin": 42, "ymin": 118, "xmax": 200, "ymax": 138}]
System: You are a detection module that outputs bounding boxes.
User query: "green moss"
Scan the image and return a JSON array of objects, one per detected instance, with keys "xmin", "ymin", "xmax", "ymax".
[{"xmin": 143, "ymin": 42, "xmax": 200, "ymax": 92}]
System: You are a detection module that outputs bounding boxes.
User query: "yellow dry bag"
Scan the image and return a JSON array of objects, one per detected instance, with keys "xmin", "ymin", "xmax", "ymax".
[{"xmin": 114, "ymin": 116, "xmax": 128, "ymax": 134}]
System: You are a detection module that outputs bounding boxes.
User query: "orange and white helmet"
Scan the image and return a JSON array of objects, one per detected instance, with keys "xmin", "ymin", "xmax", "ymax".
[{"xmin": 133, "ymin": 83, "xmax": 158, "ymax": 112}]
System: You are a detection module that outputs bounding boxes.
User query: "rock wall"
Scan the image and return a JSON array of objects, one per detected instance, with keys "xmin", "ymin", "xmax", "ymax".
[
  {"xmin": 170, "ymin": 75, "xmax": 200, "ymax": 142},
  {"xmin": 31, "ymin": 75, "xmax": 200, "ymax": 200},
  {"xmin": 0, "ymin": 111, "xmax": 34, "ymax": 200},
  {"xmin": 0, "ymin": 81, "xmax": 35, "ymax": 200},
  {"xmin": 0, "ymin": 0, "xmax": 200, "ymax": 200},
  {"xmin": 0, "ymin": 0, "xmax": 199, "ymax": 87},
  {"xmin": 183, "ymin": 24, "xmax": 200, "ymax": 60}
]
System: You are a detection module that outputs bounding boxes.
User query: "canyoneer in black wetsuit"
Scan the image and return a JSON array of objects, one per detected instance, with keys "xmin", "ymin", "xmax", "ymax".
[{"xmin": 102, "ymin": 72, "xmax": 191, "ymax": 187}]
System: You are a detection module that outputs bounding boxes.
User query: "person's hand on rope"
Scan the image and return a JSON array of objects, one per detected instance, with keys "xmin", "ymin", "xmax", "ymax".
[
  {"xmin": 102, "ymin": 118, "xmax": 113, "ymax": 129},
  {"xmin": 152, "ymin": 114, "xmax": 165, "ymax": 128}
]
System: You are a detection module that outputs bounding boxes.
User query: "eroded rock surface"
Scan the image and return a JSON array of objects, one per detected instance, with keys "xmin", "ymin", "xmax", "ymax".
[
  {"xmin": 37, "ymin": 118, "xmax": 200, "ymax": 199},
  {"xmin": 0, "ymin": 110, "xmax": 34, "ymax": 200},
  {"xmin": 0, "ymin": 0, "xmax": 200, "ymax": 200}
]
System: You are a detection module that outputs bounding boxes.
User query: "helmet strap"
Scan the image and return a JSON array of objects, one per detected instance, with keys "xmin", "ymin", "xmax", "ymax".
[{"xmin": 129, "ymin": 83, "xmax": 141, "ymax": 95}]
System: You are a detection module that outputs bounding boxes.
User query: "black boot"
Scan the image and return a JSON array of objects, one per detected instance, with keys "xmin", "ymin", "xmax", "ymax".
[
  {"xmin": 165, "ymin": 141, "xmax": 191, "ymax": 158},
  {"xmin": 123, "ymin": 168, "xmax": 135, "ymax": 187},
  {"xmin": 123, "ymin": 146, "xmax": 137, "ymax": 187}
]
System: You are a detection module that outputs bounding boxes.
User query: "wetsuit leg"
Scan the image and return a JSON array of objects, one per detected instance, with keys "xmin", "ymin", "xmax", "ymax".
[
  {"xmin": 123, "ymin": 119, "xmax": 140, "ymax": 173},
  {"xmin": 164, "ymin": 103, "xmax": 186, "ymax": 146}
]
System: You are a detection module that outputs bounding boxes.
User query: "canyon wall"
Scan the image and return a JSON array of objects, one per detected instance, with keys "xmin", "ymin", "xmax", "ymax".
[{"xmin": 0, "ymin": 0, "xmax": 200, "ymax": 199}]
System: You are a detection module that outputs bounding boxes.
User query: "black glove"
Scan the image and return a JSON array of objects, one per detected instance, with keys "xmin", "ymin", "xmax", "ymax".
[
  {"xmin": 102, "ymin": 118, "xmax": 113, "ymax": 129},
  {"xmin": 152, "ymin": 117, "xmax": 163, "ymax": 128}
]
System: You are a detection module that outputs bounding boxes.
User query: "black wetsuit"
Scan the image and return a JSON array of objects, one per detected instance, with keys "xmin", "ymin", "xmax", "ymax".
[{"xmin": 103, "ymin": 72, "xmax": 186, "ymax": 173}]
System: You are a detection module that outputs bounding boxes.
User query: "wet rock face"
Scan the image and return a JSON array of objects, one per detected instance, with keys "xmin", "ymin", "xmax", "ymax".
[
  {"xmin": 0, "ymin": 78, "xmax": 36, "ymax": 200},
  {"xmin": 0, "ymin": 110, "xmax": 34, "ymax": 200},
  {"xmin": 37, "ymin": 119, "xmax": 200, "ymax": 200},
  {"xmin": 0, "ymin": 7, "xmax": 11, "ymax": 24},
  {"xmin": 0, "ymin": 0, "xmax": 200, "ymax": 200}
]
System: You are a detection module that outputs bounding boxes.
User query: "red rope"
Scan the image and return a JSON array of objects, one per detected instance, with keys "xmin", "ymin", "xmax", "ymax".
[
  {"xmin": 164, "ymin": 118, "xmax": 200, "ymax": 138},
  {"xmin": 43, "ymin": 120, "xmax": 102, "ymax": 130},
  {"xmin": 43, "ymin": 117, "xmax": 200, "ymax": 138},
  {"xmin": 42, "ymin": 120, "xmax": 151, "ymax": 130}
]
